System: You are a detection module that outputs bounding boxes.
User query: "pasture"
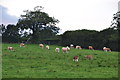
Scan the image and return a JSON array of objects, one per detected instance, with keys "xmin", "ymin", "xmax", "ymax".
[{"xmin": 2, "ymin": 43, "xmax": 118, "ymax": 78}]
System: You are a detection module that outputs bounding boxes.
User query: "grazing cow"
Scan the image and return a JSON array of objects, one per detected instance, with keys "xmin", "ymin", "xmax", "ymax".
[
  {"xmin": 20, "ymin": 43, "xmax": 25, "ymax": 47},
  {"xmin": 7, "ymin": 47, "xmax": 14, "ymax": 51},
  {"xmin": 66, "ymin": 46, "xmax": 70, "ymax": 51},
  {"xmin": 55, "ymin": 48, "xmax": 60, "ymax": 53},
  {"xmin": 73, "ymin": 56, "xmax": 79, "ymax": 62},
  {"xmin": 39, "ymin": 44, "xmax": 44, "ymax": 49},
  {"xmin": 70, "ymin": 44, "xmax": 74, "ymax": 48},
  {"xmin": 76, "ymin": 46, "xmax": 82, "ymax": 49},
  {"xmin": 62, "ymin": 47, "xmax": 68, "ymax": 53},
  {"xmin": 103, "ymin": 47, "xmax": 111, "ymax": 52},
  {"xmin": 84, "ymin": 55, "xmax": 93, "ymax": 60},
  {"xmin": 46, "ymin": 45, "xmax": 50, "ymax": 50},
  {"xmin": 88, "ymin": 46, "xmax": 94, "ymax": 50}
]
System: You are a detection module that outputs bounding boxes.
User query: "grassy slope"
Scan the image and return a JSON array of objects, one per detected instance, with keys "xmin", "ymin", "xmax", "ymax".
[{"xmin": 2, "ymin": 43, "xmax": 118, "ymax": 78}]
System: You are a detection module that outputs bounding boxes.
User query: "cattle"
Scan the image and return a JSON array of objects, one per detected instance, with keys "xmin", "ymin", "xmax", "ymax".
[
  {"xmin": 70, "ymin": 44, "xmax": 74, "ymax": 48},
  {"xmin": 46, "ymin": 45, "xmax": 50, "ymax": 50},
  {"xmin": 62, "ymin": 47, "xmax": 68, "ymax": 53},
  {"xmin": 20, "ymin": 43, "xmax": 25, "ymax": 47},
  {"xmin": 88, "ymin": 46, "xmax": 94, "ymax": 50},
  {"xmin": 55, "ymin": 48, "xmax": 60, "ymax": 53},
  {"xmin": 39, "ymin": 44, "xmax": 44, "ymax": 49},
  {"xmin": 84, "ymin": 55, "xmax": 93, "ymax": 60},
  {"xmin": 103, "ymin": 47, "xmax": 111, "ymax": 52},
  {"xmin": 73, "ymin": 56, "xmax": 79, "ymax": 62},
  {"xmin": 7, "ymin": 47, "xmax": 14, "ymax": 51},
  {"xmin": 76, "ymin": 46, "xmax": 82, "ymax": 49},
  {"xmin": 66, "ymin": 46, "xmax": 70, "ymax": 51}
]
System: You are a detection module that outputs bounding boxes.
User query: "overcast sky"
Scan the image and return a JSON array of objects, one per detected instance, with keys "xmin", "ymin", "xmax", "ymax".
[{"xmin": 0, "ymin": 0, "xmax": 119, "ymax": 34}]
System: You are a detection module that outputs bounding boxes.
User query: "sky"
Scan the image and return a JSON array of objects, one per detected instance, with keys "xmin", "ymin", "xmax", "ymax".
[{"xmin": 0, "ymin": 0, "xmax": 119, "ymax": 34}]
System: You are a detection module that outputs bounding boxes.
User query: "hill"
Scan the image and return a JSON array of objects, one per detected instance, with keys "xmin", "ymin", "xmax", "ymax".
[{"xmin": 2, "ymin": 43, "xmax": 118, "ymax": 78}]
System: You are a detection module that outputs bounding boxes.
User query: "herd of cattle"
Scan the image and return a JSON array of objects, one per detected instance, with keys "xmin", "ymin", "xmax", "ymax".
[{"xmin": 7, "ymin": 43, "xmax": 112, "ymax": 62}]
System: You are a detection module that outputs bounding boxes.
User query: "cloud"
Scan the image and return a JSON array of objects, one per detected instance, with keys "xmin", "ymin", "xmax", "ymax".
[{"xmin": 0, "ymin": 5, "xmax": 18, "ymax": 25}]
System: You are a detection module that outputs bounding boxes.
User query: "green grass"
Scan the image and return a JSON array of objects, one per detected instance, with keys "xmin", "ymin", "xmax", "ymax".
[{"xmin": 2, "ymin": 43, "xmax": 119, "ymax": 78}]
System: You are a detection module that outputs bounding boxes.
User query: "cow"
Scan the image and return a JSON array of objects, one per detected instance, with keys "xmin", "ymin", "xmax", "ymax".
[
  {"xmin": 7, "ymin": 47, "xmax": 14, "ymax": 51},
  {"xmin": 84, "ymin": 55, "xmax": 93, "ymax": 60},
  {"xmin": 20, "ymin": 43, "xmax": 25, "ymax": 47},
  {"xmin": 103, "ymin": 47, "xmax": 111, "ymax": 52},
  {"xmin": 76, "ymin": 46, "xmax": 82, "ymax": 49},
  {"xmin": 46, "ymin": 45, "xmax": 50, "ymax": 50},
  {"xmin": 39, "ymin": 44, "xmax": 44, "ymax": 49},
  {"xmin": 88, "ymin": 46, "xmax": 94, "ymax": 50},
  {"xmin": 62, "ymin": 47, "xmax": 68, "ymax": 53},
  {"xmin": 66, "ymin": 46, "xmax": 70, "ymax": 51},
  {"xmin": 70, "ymin": 44, "xmax": 74, "ymax": 48},
  {"xmin": 73, "ymin": 56, "xmax": 79, "ymax": 62},
  {"xmin": 55, "ymin": 48, "xmax": 60, "ymax": 53}
]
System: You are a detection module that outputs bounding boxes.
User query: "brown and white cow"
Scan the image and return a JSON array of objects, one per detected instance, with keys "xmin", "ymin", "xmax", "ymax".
[
  {"xmin": 62, "ymin": 47, "xmax": 68, "ymax": 53},
  {"xmin": 76, "ymin": 46, "xmax": 82, "ymax": 49},
  {"xmin": 73, "ymin": 56, "xmax": 79, "ymax": 62},
  {"xmin": 103, "ymin": 47, "xmax": 111, "ymax": 52},
  {"xmin": 7, "ymin": 47, "xmax": 14, "ymax": 51},
  {"xmin": 84, "ymin": 55, "xmax": 93, "ymax": 60},
  {"xmin": 20, "ymin": 43, "xmax": 25, "ymax": 47},
  {"xmin": 88, "ymin": 46, "xmax": 94, "ymax": 50},
  {"xmin": 39, "ymin": 44, "xmax": 44, "ymax": 49}
]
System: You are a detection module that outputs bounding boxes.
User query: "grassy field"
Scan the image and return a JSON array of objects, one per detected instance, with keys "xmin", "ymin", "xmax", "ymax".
[{"xmin": 2, "ymin": 43, "xmax": 119, "ymax": 78}]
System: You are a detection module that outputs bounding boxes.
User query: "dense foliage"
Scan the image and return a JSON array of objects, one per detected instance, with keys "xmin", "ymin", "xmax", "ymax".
[
  {"xmin": 16, "ymin": 6, "xmax": 60, "ymax": 43},
  {"xmin": 1, "ymin": 24, "xmax": 20, "ymax": 43},
  {"xmin": 60, "ymin": 28, "xmax": 118, "ymax": 51}
]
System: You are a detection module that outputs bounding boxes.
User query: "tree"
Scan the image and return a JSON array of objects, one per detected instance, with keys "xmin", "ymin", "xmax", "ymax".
[
  {"xmin": 0, "ymin": 24, "xmax": 5, "ymax": 35},
  {"xmin": 110, "ymin": 11, "xmax": 120, "ymax": 51},
  {"xmin": 111, "ymin": 11, "xmax": 120, "ymax": 30},
  {"xmin": 2, "ymin": 24, "xmax": 20, "ymax": 43},
  {"xmin": 16, "ymin": 6, "xmax": 60, "ymax": 43}
]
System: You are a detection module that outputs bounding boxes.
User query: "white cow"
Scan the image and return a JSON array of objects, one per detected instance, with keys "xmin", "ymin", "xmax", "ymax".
[
  {"xmin": 70, "ymin": 44, "xmax": 74, "ymax": 48},
  {"xmin": 55, "ymin": 48, "xmax": 60, "ymax": 53},
  {"xmin": 46, "ymin": 45, "xmax": 50, "ymax": 50},
  {"xmin": 66, "ymin": 46, "xmax": 70, "ymax": 51}
]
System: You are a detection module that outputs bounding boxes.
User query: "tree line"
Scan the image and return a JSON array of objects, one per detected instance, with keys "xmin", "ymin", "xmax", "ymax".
[
  {"xmin": 60, "ymin": 28, "xmax": 118, "ymax": 51},
  {"xmin": 0, "ymin": 6, "xmax": 119, "ymax": 51}
]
